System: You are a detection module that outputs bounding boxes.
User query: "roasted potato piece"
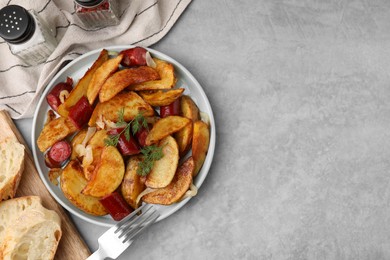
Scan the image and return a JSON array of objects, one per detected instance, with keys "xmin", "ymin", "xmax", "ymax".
[
  {"xmin": 142, "ymin": 157, "xmax": 194, "ymax": 205},
  {"xmin": 99, "ymin": 66, "xmax": 160, "ymax": 102},
  {"xmin": 70, "ymin": 129, "xmax": 87, "ymax": 160},
  {"xmin": 87, "ymin": 54, "xmax": 123, "ymax": 104},
  {"xmin": 87, "ymin": 129, "xmax": 108, "ymax": 147},
  {"xmin": 82, "ymin": 130, "xmax": 108, "ymax": 180},
  {"xmin": 138, "ymin": 88, "xmax": 184, "ymax": 107},
  {"xmin": 60, "ymin": 160, "xmax": 108, "ymax": 216},
  {"xmin": 82, "ymin": 146, "xmax": 125, "ymax": 197},
  {"xmin": 145, "ymin": 116, "xmax": 191, "ymax": 146},
  {"xmin": 82, "ymin": 146, "xmax": 103, "ymax": 181},
  {"xmin": 175, "ymin": 123, "xmax": 193, "ymax": 157},
  {"xmin": 89, "ymin": 91, "xmax": 154, "ymax": 126},
  {"xmin": 180, "ymin": 95, "xmax": 200, "ymax": 121},
  {"xmin": 57, "ymin": 49, "xmax": 109, "ymax": 117},
  {"xmin": 128, "ymin": 59, "xmax": 176, "ymax": 91},
  {"xmin": 37, "ymin": 117, "xmax": 78, "ymax": 152},
  {"xmin": 192, "ymin": 120, "xmax": 210, "ymax": 177},
  {"xmin": 121, "ymin": 155, "xmax": 145, "ymax": 209},
  {"xmin": 145, "ymin": 136, "xmax": 179, "ymax": 189},
  {"xmin": 175, "ymin": 95, "xmax": 200, "ymax": 156}
]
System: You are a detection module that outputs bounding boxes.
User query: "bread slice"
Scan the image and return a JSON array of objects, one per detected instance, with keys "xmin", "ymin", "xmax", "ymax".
[
  {"xmin": 0, "ymin": 196, "xmax": 62, "ymax": 260},
  {"xmin": 0, "ymin": 138, "xmax": 25, "ymax": 201}
]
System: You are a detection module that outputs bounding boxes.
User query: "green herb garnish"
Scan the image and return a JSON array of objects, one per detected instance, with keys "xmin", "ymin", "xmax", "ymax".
[
  {"xmin": 137, "ymin": 145, "xmax": 164, "ymax": 176},
  {"xmin": 104, "ymin": 109, "xmax": 148, "ymax": 146}
]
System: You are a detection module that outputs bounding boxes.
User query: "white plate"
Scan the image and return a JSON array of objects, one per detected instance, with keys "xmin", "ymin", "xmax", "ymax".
[{"xmin": 32, "ymin": 45, "xmax": 216, "ymax": 227}]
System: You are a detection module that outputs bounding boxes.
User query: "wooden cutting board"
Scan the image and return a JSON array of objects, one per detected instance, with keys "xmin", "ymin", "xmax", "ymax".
[{"xmin": 0, "ymin": 110, "xmax": 91, "ymax": 260}]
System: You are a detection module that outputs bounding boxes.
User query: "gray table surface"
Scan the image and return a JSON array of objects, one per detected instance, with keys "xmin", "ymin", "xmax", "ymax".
[{"xmin": 14, "ymin": 1, "xmax": 390, "ymax": 259}]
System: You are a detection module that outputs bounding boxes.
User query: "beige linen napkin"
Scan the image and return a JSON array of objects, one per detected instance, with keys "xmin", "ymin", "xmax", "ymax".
[{"xmin": 0, "ymin": 0, "xmax": 191, "ymax": 119}]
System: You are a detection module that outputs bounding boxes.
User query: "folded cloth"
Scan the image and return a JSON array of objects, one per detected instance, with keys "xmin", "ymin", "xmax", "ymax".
[{"xmin": 0, "ymin": 0, "xmax": 191, "ymax": 119}]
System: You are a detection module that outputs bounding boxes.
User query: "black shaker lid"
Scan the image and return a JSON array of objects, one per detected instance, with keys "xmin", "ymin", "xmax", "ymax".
[
  {"xmin": 0, "ymin": 5, "xmax": 35, "ymax": 44},
  {"xmin": 74, "ymin": 0, "xmax": 104, "ymax": 7}
]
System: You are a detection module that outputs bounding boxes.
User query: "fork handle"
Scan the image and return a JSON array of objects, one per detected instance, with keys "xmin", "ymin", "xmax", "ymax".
[{"xmin": 86, "ymin": 247, "xmax": 106, "ymax": 260}]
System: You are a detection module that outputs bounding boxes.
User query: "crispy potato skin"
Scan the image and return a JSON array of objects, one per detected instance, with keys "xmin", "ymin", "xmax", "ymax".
[
  {"xmin": 128, "ymin": 59, "xmax": 177, "ymax": 91},
  {"xmin": 175, "ymin": 123, "xmax": 193, "ymax": 157},
  {"xmin": 60, "ymin": 160, "xmax": 108, "ymax": 216},
  {"xmin": 99, "ymin": 66, "xmax": 160, "ymax": 102},
  {"xmin": 180, "ymin": 95, "xmax": 200, "ymax": 121},
  {"xmin": 87, "ymin": 54, "xmax": 123, "ymax": 104},
  {"xmin": 37, "ymin": 117, "xmax": 78, "ymax": 152},
  {"xmin": 174, "ymin": 95, "xmax": 200, "ymax": 156},
  {"xmin": 82, "ymin": 146, "xmax": 125, "ymax": 197},
  {"xmin": 88, "ymin": 91, "xmax": 154, "ymax": 126},
  {"xmin": 145, "ymin": 116, "xmax": 191, "ymax": 146},
  {"xmin": 58, "ymin": 49, "xmax": 109, "ymax": 117},
  {"xmin": 145, "ymin": 136, "xmax": 179, "ymax": 189},
  {"xmin": 142, "ymin": 157, "xmax": 194, "ymax": 205},
  {"xmin": 121, "ymin": 155, "xmax": 145, "ymax": 209},
  {"xmin": 139, "ymin": 88, "xmax": 184, "ymax": 107},
  {"xmin": 192, "ymin": 121, "xmax": 210, "ymax": 177}
]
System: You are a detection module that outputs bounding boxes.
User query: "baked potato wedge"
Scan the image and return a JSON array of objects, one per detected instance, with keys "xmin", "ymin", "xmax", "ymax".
[
  {"xmin": 174, "ymin": 95, "xmax": 200, "ymax": 156},
  {"xmin": 57, "ymin": 49, "xmax": 109, "ymax": 117},
  {"xmin": 192, "ymin": 120, "xmax": 210, "ymax": 177},
  {"xmin": 60, "ymin": 160, "xmax": 108, "ymax": 216},
  {"xmin": 138, "ymin": 88, "xmax": 185, "ymax": 107},
  {"xmin": 99, "ymin": 66, "xmax": 160, "ymax": 102},
  {"xmin": 175, "ymin": 123, "xmax": 193, "ymax": 157},
  {"xmin": 145, "ymin": 116, "xmax": 191, "ymax": 146},
  {"xmin": 142, "ymin": 157, "xmax": 194, "ymax": 205},
  {"xmin": 121, "ymin": 155, "xmax": 145, "ymax": 209},
  {"xmin": 87, "ymin": 129, "xmax": 108, "ymax": 147},
  {"xmin": 145, "ymin": 136, "xmax": 179, "ymax": 188},
  {"xmin": 89, "ymin": 91, "xmax": 154, "ymax": 126},
  {"xmin": 180, "ymin": 95, "xmax": 200, "ymax": 121},
  {"xmin": 87, "ymin": 54, "xmax": 123, "ymax": 104},
  {"xmin": 128, "ymin": 58, "xmax": 176, "ymax": 91},
  {"xmin": 37, "ymin": 117, "xmax": 78, "ymax": 152},
  {"xmin": 82, "ymin": 146, "xmax": 125, "ymax": 197}
]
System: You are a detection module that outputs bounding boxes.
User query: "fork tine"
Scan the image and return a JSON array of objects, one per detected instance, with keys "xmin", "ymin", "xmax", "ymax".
[
  {"xmin": 121, "ymin": 209, "xmax": 159, "ymax": 243},
  {"xmin": 117, "ymin": 206, "xmax": 154, "ymax": 239},
  {"xmin": 114, "ymin": 204, "xmax": 147, "ymax": 233}
]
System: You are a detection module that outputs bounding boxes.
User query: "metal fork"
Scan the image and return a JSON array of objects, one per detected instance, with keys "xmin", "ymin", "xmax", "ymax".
[{"xmin": 87, "ymin": 204, "xmax": 159, "ymax": 260}]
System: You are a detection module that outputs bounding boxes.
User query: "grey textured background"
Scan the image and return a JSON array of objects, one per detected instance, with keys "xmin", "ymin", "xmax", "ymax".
[{"xmin": 16, "ymin": 0, "xmax": 390, "ymax": 259}]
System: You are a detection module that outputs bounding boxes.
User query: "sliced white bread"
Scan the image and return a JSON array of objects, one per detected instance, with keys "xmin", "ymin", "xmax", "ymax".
[
  {"xmin": 0, "ymin": 196, "xmax": 62, "ymax": 260},
  {"xmin": 0, "ymin": 138, "xmax": 25, "ymax": 201}
]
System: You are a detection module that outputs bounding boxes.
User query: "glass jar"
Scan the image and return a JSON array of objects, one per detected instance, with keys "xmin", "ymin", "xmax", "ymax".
[
  {"xmin": 74, "ymin": 0, "xmax": 120, "ymax": 29},
  {"xmin": 0, "ymin": 5, "xmax": 57, "ymax": 66}
]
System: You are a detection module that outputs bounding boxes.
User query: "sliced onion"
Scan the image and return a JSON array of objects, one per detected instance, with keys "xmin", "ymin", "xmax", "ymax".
[
  {"xmin": 44, "ymin": 110, "xmax": 56, "ymax": 125},
  {"xmin": 96, "ymin": 114, "xmax": 105, "ymax": 129},
  {"xmin": 59, "ymin": 90, "xmax": 70, "ymax": 104},
  {"xmin": 48, "ymin": 168, "xmax": 62, "ymax": 186},
  {"xmin": 108, "ymin": 50, "xmax": 119, "ymax": 57},
  {"xmin": 180, "ymin": 182, "xmax": 198, "ymax": 201},
  {"xmin": 104, "ymin": 117, "xmax": 121, "ymax": 129},
  {"xmin": 200, "ymin": 111, "xmax": 210, "ymax": 126},
  {"xmin": 81, "ymin": 127, "xmax": 97, "ymax": 147},
  {"xmin": 82, "ymin": 145, "xmax": 93, "ymax": 168},
  {"xmin": 145, "ymin": 51, "xmax": 157, "ymax": 68},
  {"xmin": 136, "ymin": 187, "xmax": 157, "ymax": 205},
  {"xmin": 74, "ymin": 144, "xmax": 86, "ymax": 157}
]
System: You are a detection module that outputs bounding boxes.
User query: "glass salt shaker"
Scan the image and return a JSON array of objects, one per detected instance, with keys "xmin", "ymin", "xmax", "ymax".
[
  {"xmin": 74, "ymin": 0, "xmax": 120, "ymax": 29},
  {"xmin": 0, "ymin": 5, "xmax": 57, "ymax": 66}
]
